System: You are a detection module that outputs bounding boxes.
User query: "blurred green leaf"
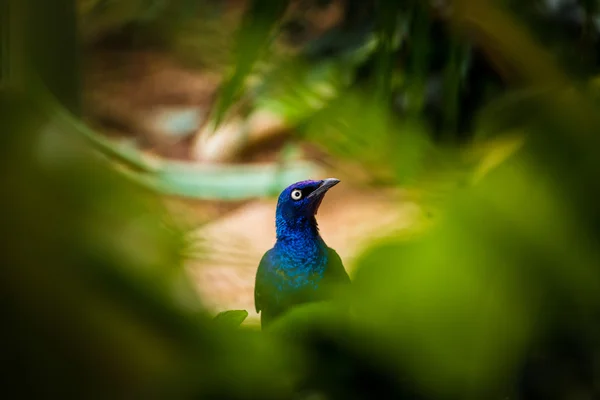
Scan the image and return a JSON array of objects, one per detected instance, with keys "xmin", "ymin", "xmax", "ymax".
[
  {"xmin": 210, "ymin": 0, "xmax": 291, "ymax": 130},
  {"xmin": 441, "ymin": 37, "xmax": 469, "ymax": 140},
  {"xmin": 351, "ymin": 138, "xmax": 600, "ymax": 397},
  {"xmin": 5, "ymin": 0, "xmax": 600, "ymax": 398},
  {"xmin": 403, "ymin": 1, "xmax": 432, "ymax": 117},
  {"xmin": 301, "ymin": 90, "xmax": 435, "ymax": 186},
  {"xmin": 452, "ymin": 0, "xmax": 568, "ymax": 86},
  {"xmin": 214, "ymin": 309, "xmax": 249, "ymax": 328},
  {"xmin": 373, "ymin": 0, "xmax": 404, "ymax": 102},
  {"xmin": 0, "ymin": 87, "xmax": 305, "ymax": 399},
  {"xmin": 254, "ymin": 57, "xmax": 348, "ymax": 124}
]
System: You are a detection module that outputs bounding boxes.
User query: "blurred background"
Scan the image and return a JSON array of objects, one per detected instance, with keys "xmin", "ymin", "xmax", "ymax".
[{"xmin": 2, "ymin": 0, "xmax": 600, "ymax": 398}]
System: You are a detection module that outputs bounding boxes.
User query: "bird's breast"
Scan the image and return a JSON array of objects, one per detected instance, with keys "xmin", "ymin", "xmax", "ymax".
[
  {"xmin": 259, "ymin": 238, "xmax": 334, "ymax": 313},
  {"xmin": 270, "ymin": 243, "xmax": 328, "ymax": 292}
]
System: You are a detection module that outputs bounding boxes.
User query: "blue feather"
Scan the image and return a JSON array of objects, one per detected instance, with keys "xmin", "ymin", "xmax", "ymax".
[{"xmin": 255, "ymin": 178, "xmax": 350, "ymax": 328}]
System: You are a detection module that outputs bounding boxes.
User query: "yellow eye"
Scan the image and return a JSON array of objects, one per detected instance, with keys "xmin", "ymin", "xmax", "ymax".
[{"xmin": 291, "ymin": 189, "xmax": 303, "ymax": 200}]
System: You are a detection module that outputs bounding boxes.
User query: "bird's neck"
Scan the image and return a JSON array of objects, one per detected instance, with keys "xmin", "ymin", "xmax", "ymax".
[
  {"xmin": 276, "ymin": 215, "xmax": 320, "ymax": 242},
  {"xmin": 275, "ymin": 215, "xmax": 327, "ymax": 266}
]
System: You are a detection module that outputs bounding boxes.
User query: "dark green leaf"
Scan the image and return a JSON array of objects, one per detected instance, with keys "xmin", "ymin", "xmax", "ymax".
[
  {"xmin": 373, "ymin": 0, "xmax": 403, "ymax": 102},
  {"xmin": 214, "ymin": 310, "xmax": 249, "ymax": 328},
  {"xmin": 28, "ymin": 0, "xmax": 81, "ymax": 115},
  {"xmin": 209, "ymin": 0, "xmax": 291, "ymax": 130}
]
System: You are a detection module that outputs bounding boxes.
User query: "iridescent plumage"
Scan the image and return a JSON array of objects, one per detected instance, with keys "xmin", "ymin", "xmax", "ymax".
[{"xmin": 254, "ymin": 179, "xmax": 350, "ymax": 328}]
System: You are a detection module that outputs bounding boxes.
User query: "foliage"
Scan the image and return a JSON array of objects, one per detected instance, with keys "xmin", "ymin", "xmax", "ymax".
[
  {"xmin": 0, "ymin": 88, "xmax": 301, "ymax": 399},
  {"xmin": 214, "ymin": 0, "xmax": 600, "ymax": 185},
  {"xmin": 214, "ymin": 310, "xmax": 250, "ymax": 328},
  {"xmin": 3, "ymin": 0, "xmax": 600, "ymax": 399}
]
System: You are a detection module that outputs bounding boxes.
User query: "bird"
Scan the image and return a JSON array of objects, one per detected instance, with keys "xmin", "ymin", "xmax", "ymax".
[{"xmin": 254, "ymin": 178, "xmax": 351, "ymax": 328}]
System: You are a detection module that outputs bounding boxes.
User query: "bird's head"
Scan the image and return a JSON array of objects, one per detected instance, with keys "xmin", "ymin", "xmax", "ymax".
[{"xmin": 275, "ymin": 178, "xmax": 340, "ymax": 233}]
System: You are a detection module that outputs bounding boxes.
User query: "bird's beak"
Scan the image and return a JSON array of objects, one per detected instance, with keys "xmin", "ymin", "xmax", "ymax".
[
  {"xmin": 307, "ymin": 178, "xmax": 340, "ymax": 212},
  {"xmin": 307, "ymin": 178, "xmax": 340, "ymax": 200}
]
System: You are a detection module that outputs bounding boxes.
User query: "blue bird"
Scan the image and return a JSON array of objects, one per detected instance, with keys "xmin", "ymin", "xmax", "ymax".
[{"xmin": 254, "ymin": 178, "xmax": 350, "ymax": 328}]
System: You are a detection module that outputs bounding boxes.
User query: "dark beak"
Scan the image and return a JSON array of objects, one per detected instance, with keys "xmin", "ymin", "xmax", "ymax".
[{"xmin": 307, "ymin": 178, "xmax": 340, "ymax": 200}]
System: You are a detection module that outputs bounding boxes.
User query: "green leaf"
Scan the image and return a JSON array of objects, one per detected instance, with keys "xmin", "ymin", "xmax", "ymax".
[
  {"xmin": 403, "ymin": 1, "xmax": 432, "ymax": 117},
  {"xmin": 15, "ymin": 0, "xmax": 81, "ymax": 115},
  {"xmin": 373, "ymin": 0, "xmax": 404, "ymax": 102},
  {"xmin": 214, "ymin": 310, "xmax": 249, "ymax": 328},
  {"xmin": 209, "ymin": 0, "xmax": 290, "ymax": 130},
  {"xmin": 265, "ymin": 302, "xmax": 343, "ymax": 336},
  {"xmin": 254, "ymin": 58, "xmax": 348, "ymax": 124},
  {"xmin": 441, "ymin": 38, "xmax": 470, "ymax": 141},
  {"xmin": 35, "ymin": 81, "xmax": 320, "ymax": 200}
]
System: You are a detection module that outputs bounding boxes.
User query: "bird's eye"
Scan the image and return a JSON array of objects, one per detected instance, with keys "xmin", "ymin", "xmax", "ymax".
[{"xmin": 290, "ymin": 189, "xmax": 303, "ymax": 200}]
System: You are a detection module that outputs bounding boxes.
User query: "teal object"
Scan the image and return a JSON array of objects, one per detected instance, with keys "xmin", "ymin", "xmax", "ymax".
[
  {"xmin": 154, "ymin": 108, "xmax": 204, "ymax": 139},
  {"xmin": 120, "ymin": 160, "xmax": 320, "ymax": 200},
  {"xmin": 41, "ymin": 86, "xmax": 320, "ymax": 201}
]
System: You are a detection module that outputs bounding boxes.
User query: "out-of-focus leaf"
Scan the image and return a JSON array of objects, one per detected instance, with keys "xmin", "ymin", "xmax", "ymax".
[
  {"xmin": 254, "ymin": 57, "xmax": 349, "ymax": 124},
  {"xmin": 303, "ymin": 91, "xmax": 397, "ymax": 183},
  {"xmin": 266, "ymin": 302, "xmax": 342, "ymax": 337},
  {"xmin": 210, "ymin": 0, "xmax": 291, "ymax": 130},
  {"xmin": 452, "ymin": 0, "xmax": 568, "ymax": 86},
  {"xmin": 214, "ymin": 310, "xmax": 249, "ymax": 328},
  {"xmin": 0, "ymin": 89, "xmax": 203, "ymax": 397},
  {"xmin": 471, "ymin": 87, "xmax": 551, "ymax": 141},
  {"xmin": 468, "ymin": 132, "xmax": 525, "ymax": 184},
  {"xmin": 403, "ymin": 1, "xmax": 432, "ymax": 117},
  {"xmin": 441, "ymin": 38, "xmax": 470, "ymax": 140},
  {"xmin": 78, "ymin": 0, "xmax": 165, "ymax": 43},
  {"xmin": 266, "ymin": 302, "xmax": 426, "ymax": 399},
  {"xmin": 15, "ymin": 0, "xmax": 81, "ymax": 115},
  {"xmin": 1, "ymin": 0, "xmax": 12, "ymax": 85},
  {"xmin": 302, "ymin": 90, "xmax": 434, "ymax": 186},
  {"xmin": 0, "ymin": 88, "xmax": 303, "ymax": 399},
  {"xmin": 351, "ymin": 139, "xmax": 600, "ymax": 397},
  {"xmin": 373, "ymin": 0, "xmax": 404, "ymax": 102},
  {"xmin": 33, "ymin": 76, "xmax": 321, "ymax": 200}
]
